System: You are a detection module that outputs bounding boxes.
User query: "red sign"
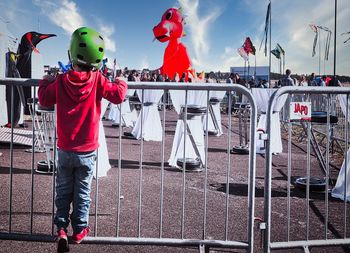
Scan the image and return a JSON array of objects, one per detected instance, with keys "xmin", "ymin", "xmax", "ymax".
[{"xmin": 290, "ymin": 102, "xmax": 311, "ymax": 121}]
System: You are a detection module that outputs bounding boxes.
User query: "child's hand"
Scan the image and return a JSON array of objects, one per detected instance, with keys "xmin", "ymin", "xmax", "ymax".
[{"xmin": 42, "ymin": 74, "xmax": 56, "ymax": 83}]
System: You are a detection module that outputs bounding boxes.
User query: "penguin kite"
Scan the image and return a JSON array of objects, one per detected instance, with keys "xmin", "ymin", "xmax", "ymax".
[{"xmin": 5, "ymin": 31, "xmax": 56, "ymax": 127}]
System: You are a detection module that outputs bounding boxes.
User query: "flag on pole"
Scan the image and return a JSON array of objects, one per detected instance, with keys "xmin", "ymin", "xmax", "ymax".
[
  {"xmin": 309, "ymin": 24, "xmax": 319, "ymax": 57},
  {"xmin": 271, "ymin": 43, "xmax": 285, "ymax": 74},
  {"xmin": 243, "ymin": 37, "xmax": 256, "ymax": 55},
  {"xmin": 342, "ymin": 31, "xmax": 350, "ymax": 43},
  {"xmin": 237, "ymin": 37, "xmax": 256, "ymax": 61},
  {"xmin": 237, "ymin": 47, "xmax": 249, "ymax": 61},
  {"xmin": 276, "ymin": 43, "xmax": 284, "ymax": 55},
  {"xmin": 271, "ymin": 47, "xmax": 281, "ymax": 59},
  {"xmin": 317, "ymin": 25, "xmax": 332, "ymax": 60},
  {"xmin": 271, "ymin": 43, "xmax": 285, "ymax": 58},
  {"xmin": 259, "ymin": 2, "xmax": 271, "ymax": 56}
]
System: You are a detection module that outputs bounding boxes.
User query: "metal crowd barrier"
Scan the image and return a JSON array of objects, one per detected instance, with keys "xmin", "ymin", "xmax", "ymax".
[
  {"xmin": 0, "ymin": 79, "xmax": 257, "ymax": 253},
  {"xmin": 263, "ymin": 86, "xmax": 350, "ymax": 253}
]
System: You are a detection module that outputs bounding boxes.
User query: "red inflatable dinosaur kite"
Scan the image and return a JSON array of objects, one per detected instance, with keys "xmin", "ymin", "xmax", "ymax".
[{"xmin": 153, "ymin": 8, "xmax": 195, "ymax": 81}]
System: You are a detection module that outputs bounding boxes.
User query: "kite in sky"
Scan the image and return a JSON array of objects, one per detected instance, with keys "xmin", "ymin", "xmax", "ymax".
[
  {"xmin": 5, "ymin": 31, "xmax": 56, "ymax": 128},
  {"xmin": 153, "ymin": 7, "xmax": 195, "ymax": 81}
]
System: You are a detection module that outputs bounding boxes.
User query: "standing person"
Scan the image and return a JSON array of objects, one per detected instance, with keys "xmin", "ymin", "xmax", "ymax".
[
  {"xmin": 278, "ymin": 69, "xmax": 295, "ymax": 87},
  {"xmin": 179, "ymin": 72, "xmax": 186, "ymax": 82},
  {"xmin": 226, "ymin": 72, "xmax": 235, "ymax": 84},
  {"xmin": 298, "ymin": 75, "xmax": 308, "ymax": 86},
  {"xmin": 320, "ymin": 75, "xmax": 327, "ymax": 86},
  {"xmin": 164, "ymin": 74, "xmax": 170, "ymax": 82},
  {"xmin": 38, "ymin": 27, "xmax": 127, "ymax": 253},
  {"xmin": 308, "ymin": 73, "xmax": 316, "ymax": 86}
]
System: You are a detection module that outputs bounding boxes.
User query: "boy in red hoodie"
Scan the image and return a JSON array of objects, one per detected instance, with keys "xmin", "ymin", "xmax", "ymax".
[{"xmin": 38, "ymin": 27, "xmax": 127, "ymax": 252}]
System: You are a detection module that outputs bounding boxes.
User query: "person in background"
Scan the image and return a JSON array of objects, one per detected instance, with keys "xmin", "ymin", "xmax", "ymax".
[
  {"xmin": 298, "ymin": 74, "xmax": 308, "ymax": 86},
  {"xmin": 156, "ymin": 72, "xmax": 164, "ymax": 82},
  {"xmin": 140, "ymin": 72, "xmax": 149, "ymax": 82},
  {"xmin": 328, "ymin": 76, "xmax": 342, "ymax": 86},
  {"xmin": 308, "ymin": 73, "xmax": 317, "ymax": 86},
  {"xmin": 257, "ymin": 79, "xmax": 268, "ymax": 88},
  {"xmin": 164, "ymin": 74, "xmax": 170, "ymax": 82},
  {"xmin": 226, "ymin": 73, "xmax": 235, "ymax": 84},
  {"xmin": 278, "ymin": 69, "xmax": 295, "ymax": 87},
  {"xmin": 173, "ymin": 72, "xmax": 180, "ymax": 82},
  {"xmin": 247, "ymin": 77, "xmax": 256, "ymax": 88},
  {"xmin": 38, "ymin": 27, "xmax": 127, "ymax": 253},
  {"xmin": 179, "ymin": 72, "xmax": 186, "ymax": 82}
]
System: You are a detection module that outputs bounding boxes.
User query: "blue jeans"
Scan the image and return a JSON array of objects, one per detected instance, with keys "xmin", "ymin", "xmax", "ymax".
[{"xmin": 54, "ymin": 149, "xmax": 96, "ymax": 233}]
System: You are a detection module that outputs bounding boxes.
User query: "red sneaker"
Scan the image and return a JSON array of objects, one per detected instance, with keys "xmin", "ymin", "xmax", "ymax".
[
  {"xmin": 57, "ymin": 229, "xmax": 69, "ymax": 253},
  {"xmin": 71, "ymin": 226, "xmax": 90, "ymax": 244}
]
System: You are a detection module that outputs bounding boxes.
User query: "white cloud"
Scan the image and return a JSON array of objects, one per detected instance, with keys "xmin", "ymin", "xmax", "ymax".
[
  {"xmin": 177, "ymin": 0, "xmax": 221, "ymax": 70},
  {"xmin": 219, "ymin": 47, "xmax": 244, "ymax": 71},
  {"xmin": 34, "ymin": 0, "xmax": 117, "ymax": 53},
  {"xmin": 34, "ymin": 0, "xmax": 84, "ymax": 35}
]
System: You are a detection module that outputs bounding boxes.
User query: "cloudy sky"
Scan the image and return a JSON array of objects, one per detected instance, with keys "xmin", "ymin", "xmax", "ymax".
[{"xmin": 0, "ymin": 0, "xmax": 349, "ymax": 76}]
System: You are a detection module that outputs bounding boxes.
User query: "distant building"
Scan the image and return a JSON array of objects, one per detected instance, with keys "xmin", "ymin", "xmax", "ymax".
[{"xmin": 230, "ymin": 66, "xmax": 269, "ymax": 82}]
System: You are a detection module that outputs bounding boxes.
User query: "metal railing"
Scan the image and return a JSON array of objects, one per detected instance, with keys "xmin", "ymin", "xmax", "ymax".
[
  {"xmin": 263, "ymin": 86, "xmax": 350, "ymax": 253},
  {"xmin": 0, "ymin": 79, "xmax": 257, "ymax": 252}
]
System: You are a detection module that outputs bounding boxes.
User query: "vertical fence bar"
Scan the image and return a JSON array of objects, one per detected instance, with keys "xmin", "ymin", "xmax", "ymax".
[
  {"xmin": 116, "ymin": 103, "xmax": 123, "ymax": 237},
  {"xmin": 225, "ymin": 91, "xmax": 232, "ymax": 241},
  {"xmin": 325, "ymin": 95, "xmax": 331, "ymax": 239},
  {"xmin": 203, "ymin": 90, "xmax": 210, "ymax": 239},
  {"xmin": 306, "ymin": 102, "xmax": 311, "ymax": 241},
  {"xmin": 181, "ymin": 90, "xmax": 188, "ymax": 239},
  {"xmin": 9, "ymin": 84, "xmax": 14, "ymax": 233},
  {"xmin": 30, "ymin": 87, "xmax": 36, "ymax": 234},
  {"xmin": 138, "ymin": 89, "xmax": 145, "ymax": 238},
  {"xmin": 247, "ymin": 91, "xmax": 256, "ymax": 253},
  {"xmin": 159, "ymin": 89, "xmax": 166, "ymax": 238},
  {"xmin": 287, "ymin": 107, "xmax": 292, "ymax": 242},
  {"xmin": 94, "ymin": 149, "xmax": 99, "ymax": 236},
  {"xmin": 344, "ymin": 94, "xmax": 348, "ymax": 238},
  {"xmin": 51, "ymin": 110, "xmax": 57, "ymax": 235}
]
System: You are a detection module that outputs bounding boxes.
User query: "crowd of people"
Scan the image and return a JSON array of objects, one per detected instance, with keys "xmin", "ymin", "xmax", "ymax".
[
  {"xmin": 108, "ymin": 67, "xmax": 342, "ymax": 89},
  {"xmin": 274, "ymin": 69, "xmax": 342, "ymax": 87},
  {"xmin": 108, "ymin": 67, "xmax": 269, "ymax": 88}
]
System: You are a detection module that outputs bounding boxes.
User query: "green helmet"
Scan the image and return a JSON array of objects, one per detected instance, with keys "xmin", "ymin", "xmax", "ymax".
[{"xmin": 69, "ymin": 27, "xmax": 105, "ymax": 69}]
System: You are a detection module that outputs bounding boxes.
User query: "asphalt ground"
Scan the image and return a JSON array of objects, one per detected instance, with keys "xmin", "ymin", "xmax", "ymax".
[{"xmin": 0, "ymin": 107, "xmax": 349, "ymax": 253}]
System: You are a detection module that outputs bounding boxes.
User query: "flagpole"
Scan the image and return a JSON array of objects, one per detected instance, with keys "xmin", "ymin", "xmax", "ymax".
[
  {"xmin": 265, "ymin": 2, "xmax": 272, "ymax": 250},
  {"xmin": 319, "ymin": 27, "xmax": 321, "ymax": 76},
  {"xmin": 248, "ymin": 60, "xmax": 251, "ymax": 85},
  {"xmin": 279, "ymin": 58, "xmax": 281, "ymax": 75},
  {"xmin": 254, "ymin": 55, "xmax": 257, "ymax": 85},
  {"xmin": 268, "ymin": 0, "xmax": 272, "ymax": 87}
]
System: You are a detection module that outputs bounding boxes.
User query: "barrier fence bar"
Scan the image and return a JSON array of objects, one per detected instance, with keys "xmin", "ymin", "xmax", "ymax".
[
  {"xmin": 159, "ymin": 89, "xmax": 166, "ymax": 238},
  {"xmin": 0, "ymin": 79, "xmax": 257, "ymax": 253},
  {"xmin": 345, "ymin": 94, "xmax": 349, "ymax": 238},
  {"xmin": 203, "ymin": 90, "xmax": 210, "ymax": 239},
  {"xmin": 264, "ymin": 86, "xmax": 350, "ymax": 253},
  {"xmin": 116, "ymin": 102, "xmax": 123, "ymax": 237},
  {"xmin": 137, "ymin": 88, "xmax": 145, "ymax": 238},
  {"xmin": 9, "ymin": 84, "xmax": 14, "ymax": 233}
]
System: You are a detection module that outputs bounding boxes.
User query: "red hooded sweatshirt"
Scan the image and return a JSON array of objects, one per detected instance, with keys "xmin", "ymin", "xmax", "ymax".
[{"xmin": 38, "ymin": 70, "xmax": 127, "ymax": 152}]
